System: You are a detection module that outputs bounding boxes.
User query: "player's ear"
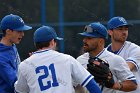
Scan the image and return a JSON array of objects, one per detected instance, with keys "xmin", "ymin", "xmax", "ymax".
[
  {"xmin": 108, "ymin": 30, "xmax": 113, "ymax": 36},
  {"xmin": 50, "ymin": 39, "xmax": 57, "ymax": 50},
  {"xmin": 50, "ymin": 39, "xmax": 56, "ymax": 46},
  {"xmin": 49, "ymin": 39, "xmax": 53, "ymax": 45},
  {"xmin": 98, "ymin": 38, "xmax": 105, "ymax": 46},
  {"xmin": 5, "ymin": 29, "xmax": 13, "ymax": 35}
]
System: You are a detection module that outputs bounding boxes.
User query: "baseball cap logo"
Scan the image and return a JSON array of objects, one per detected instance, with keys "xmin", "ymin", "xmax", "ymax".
[
  {"xmin": 19, "ymin": 18, "xmax": 24, "ymax": 24},
  {"xmin": 119, "ymin": 17, "xmax": 127, "ymax": 23},
  {"xmin": 84, "ymin": 25, "xmax": 99, "ymax": 33},
  {"xmin": 84, "ymin": 25, "xmax": 93, "ymax": 33}
]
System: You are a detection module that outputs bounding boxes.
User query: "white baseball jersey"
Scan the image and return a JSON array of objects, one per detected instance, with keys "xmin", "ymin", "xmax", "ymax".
[
  {"xmin": 14, "ymin": 49, "xmax": 93, "ymax": 93},
  {"xmin": 77, "ymin": 48, "xmax": 136, "ymax": 93},
  {"xmin": 107, "ymin": 41, "xmax": 140, "ymax": 93}
]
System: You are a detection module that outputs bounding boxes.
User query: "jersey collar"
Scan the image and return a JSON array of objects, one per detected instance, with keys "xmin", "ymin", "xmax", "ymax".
[
  {"xmin": 33, "ymin": 49, "xmax": 51, "ymax": 54},
  {"xmin": 107, "ymin": 42, "xmax": 126, "ymax": 55},
  {"xmin": 96, "ymin": 48, "xmax": 105, "ymax": 58}
]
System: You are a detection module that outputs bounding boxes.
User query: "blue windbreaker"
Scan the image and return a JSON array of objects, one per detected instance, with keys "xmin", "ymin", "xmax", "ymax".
[{"xmin": 0, "ymin": 43, "xmax": 20, "ymax": 93}]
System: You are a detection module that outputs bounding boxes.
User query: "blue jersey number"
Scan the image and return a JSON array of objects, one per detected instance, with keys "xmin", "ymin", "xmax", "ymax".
[{"xmin": 36, "ymin": 64, "xmax": 59, "ymax": 91}]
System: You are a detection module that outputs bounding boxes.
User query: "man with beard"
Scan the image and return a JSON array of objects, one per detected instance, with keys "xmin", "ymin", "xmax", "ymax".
[
  {"xmin": 106, "ymin": 16, "xmax": 140, "ymax": 93},
  {"xmin": 76, "ymin": 22, "xmax": 137, "ymax": 93}
]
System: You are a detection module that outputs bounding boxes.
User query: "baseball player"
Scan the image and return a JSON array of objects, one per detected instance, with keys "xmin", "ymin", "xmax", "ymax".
[
  {"xmin": 0, "ymin": 14, "xmax": 32, "ymax": 93},
  {"xmin": 106, "ymin": 16, "xmax": 140, "ymax": 93},
  {"xmin": 14, "ymin": 26, "xmax": 102, "ymax": 93},
  {"xmin": 77, "ymin": 22, "xmax": 137, "ymax": 93}
]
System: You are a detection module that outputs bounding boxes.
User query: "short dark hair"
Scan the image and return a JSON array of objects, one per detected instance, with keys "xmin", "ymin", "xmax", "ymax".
[
  {"xmin": 2, "ymin": 29, "xmax": 14, "ymax": 37},
  {"xmin": 34, "ymin": 41, "xmax": 50, "ymax": 50},
  {"xmin": 34, "ymin": 39, "xmax": 57, "ymax": 50},
  {"xmin": 2, "ymin": 30, "xmax": 6, "ymax": 36}
]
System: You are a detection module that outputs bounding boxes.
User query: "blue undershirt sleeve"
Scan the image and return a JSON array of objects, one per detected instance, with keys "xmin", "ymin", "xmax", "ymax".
[{"xmin": 85, "ymin": 78, "xmax": 102, "ymax": 93}]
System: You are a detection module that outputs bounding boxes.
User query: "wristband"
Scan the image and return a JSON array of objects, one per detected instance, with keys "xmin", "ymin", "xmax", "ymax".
[{"xmin": 118, "ymin": 82, "xmax": 123, "ymax": 90}]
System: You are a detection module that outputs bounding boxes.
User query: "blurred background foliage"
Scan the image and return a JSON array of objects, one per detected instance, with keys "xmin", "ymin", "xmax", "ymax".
[{"xmin": 0, "ymin": 0, "xmax": 140, "ymax": 60}]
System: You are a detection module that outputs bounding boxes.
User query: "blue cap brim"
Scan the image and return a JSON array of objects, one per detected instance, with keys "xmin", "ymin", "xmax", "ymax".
[
  {"xmin": 113, "ymin": 24, "xmax": 133, "ymax": 29},
  {"xmin": 78, "ymin": 32, "xmax": 100, "ymax": 38},
  {"xmin": 13, "ymin": 25, "xmax": 32, "ymax": 31},
  {"xmin": 56, "ymin": 37, "xmax": 63, "ymax": 40}
]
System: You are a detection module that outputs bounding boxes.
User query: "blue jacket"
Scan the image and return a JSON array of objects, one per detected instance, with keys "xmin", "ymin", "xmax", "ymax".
[{"xmin": 0, "ymin": 43, "xmax": 20, "ymax": 93}]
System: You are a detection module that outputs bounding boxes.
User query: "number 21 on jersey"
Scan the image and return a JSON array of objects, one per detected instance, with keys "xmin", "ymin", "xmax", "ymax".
[{"xmin": 35, "ymin": 63, "xmax": 59, "ymax": 91}]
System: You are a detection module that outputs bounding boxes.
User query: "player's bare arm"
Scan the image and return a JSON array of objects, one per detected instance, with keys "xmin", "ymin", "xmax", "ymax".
[
  {"xmin": 127, "ymin": 62, "xmax": 136, "ymax": 71},
  {"xmin": 112, "ymin": 80, "xmax": 137, "ymax": 92}
]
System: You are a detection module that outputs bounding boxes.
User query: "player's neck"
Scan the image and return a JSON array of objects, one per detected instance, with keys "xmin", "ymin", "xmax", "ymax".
[
  {"xmin": 90, "ymin": 46, "xmax": 104, "ymax": 57},
  {"xmin": 38, "ymin": 47, "xmax": 52, "ymax": 51},
  {"xmin": 0, "ymin": 37, "xmax": 13, "ymax": 46},
  {"xmin": 111, "ymin": 41, "xmax": 125, "ymax": 52},
  {"xmin": 38, "ymin": 45, "xmax": 56, "ymax": 51}
]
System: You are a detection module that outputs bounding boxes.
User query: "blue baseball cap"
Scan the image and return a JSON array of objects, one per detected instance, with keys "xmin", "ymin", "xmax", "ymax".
[
  {"xmin": 34, "ymin": 26, "xmax": 63, "ymax": 43},
  {"xmin": 0, "ymin": 14, "xmax": 32, "ymax": 31},
  {"xmin": 107, "ymin": 16, "xmax": 132, "ymax": 30},
  {"xmin": 79, "ymin": 22, "xmax": 108, "ymax": 39}
]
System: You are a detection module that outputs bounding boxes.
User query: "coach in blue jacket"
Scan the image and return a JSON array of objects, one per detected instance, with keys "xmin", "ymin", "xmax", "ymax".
[{"xmin": 0, "ymin": 14, "xmax": 32, "ymax": 93}]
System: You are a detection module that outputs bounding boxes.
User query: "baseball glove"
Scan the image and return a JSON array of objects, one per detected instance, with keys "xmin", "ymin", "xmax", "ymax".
[{"xmin": 87, "ymin": 56, "xmax": 114, "ymax": 88}]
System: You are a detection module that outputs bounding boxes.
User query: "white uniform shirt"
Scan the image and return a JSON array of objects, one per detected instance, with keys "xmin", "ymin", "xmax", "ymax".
[
  {"xmin": 77, "ymin": 49, "xmax": 136, "ymax": 93},
  {"xmin": 15, "ymin": 49, "xmax": 93, "ymax": 93},
  {"xmin": 107, "ymin": 41, "xmax": 140, "ymax": 93}
]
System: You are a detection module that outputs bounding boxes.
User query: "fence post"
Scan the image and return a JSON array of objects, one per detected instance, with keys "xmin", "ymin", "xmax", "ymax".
[{"xmin": 59, "ymin": 0, "xmax": 64, "ymax": 53}]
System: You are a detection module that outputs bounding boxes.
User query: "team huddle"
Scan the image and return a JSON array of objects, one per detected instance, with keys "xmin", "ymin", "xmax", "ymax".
[{"xmin": 0, "ymin": 14, "xmax": 140, "ymax": 93}]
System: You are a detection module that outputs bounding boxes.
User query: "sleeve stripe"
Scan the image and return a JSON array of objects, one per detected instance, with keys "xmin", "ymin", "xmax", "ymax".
[
  {"xmin": 131, "ymin": 80, "xmax": 137, "ymax": 84},
  {"xmin": 126, "ymin": 59, "xmax": 139, "ymax": 70},
  {"xmin": 127, "ymin": 76, "xmax": 136, "ymax": 80},
  {"xmin": 81, "ymin": 75, "xmax": 93, "ymax": 86}
]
